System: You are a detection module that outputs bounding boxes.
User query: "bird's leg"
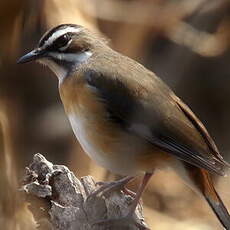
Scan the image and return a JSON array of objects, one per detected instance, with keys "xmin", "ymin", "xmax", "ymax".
[
  {"xmin": 87, "ymin": 175, "xmax": 135, "ymax": 199},
  {"xmin": 93, "ymin": 172, "xmax": 153, "ymax": 230},
  {"xmin": 127, "ymin": 172, "xmax": 153, "ymax": 216}
]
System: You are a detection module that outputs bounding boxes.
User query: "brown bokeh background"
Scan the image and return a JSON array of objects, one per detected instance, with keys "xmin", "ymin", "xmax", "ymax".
[{"xmin": 1, "ymin": 0, "xmax": 230, "ymax": 229}]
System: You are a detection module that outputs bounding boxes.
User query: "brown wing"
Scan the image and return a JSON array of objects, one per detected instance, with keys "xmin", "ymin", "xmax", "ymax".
[
  {"xmin": 172, "ymin": 94, "xmax": 230, "ymax": 167},
  {"xmin": 172, "ymin": 95, "xmax": 219, "ymax": 157},
  {"xmin": 85, "ymin": 53, "xmax": 229, "ymax": 176}
]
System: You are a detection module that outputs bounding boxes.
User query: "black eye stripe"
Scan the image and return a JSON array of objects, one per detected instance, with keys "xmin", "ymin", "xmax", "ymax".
[
  {"xmin": 46, "ymin": 32, "xmax": 75, "ymax": 51},
  {"xmin": 52, "ymin": 33, "xmax": 71, "ymax": 49}
]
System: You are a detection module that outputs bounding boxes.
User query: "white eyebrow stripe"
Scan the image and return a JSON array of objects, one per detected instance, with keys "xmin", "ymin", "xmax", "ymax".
[{"xmin": 43, "ymin": 27, "xmax": 82, "ymax": 48}]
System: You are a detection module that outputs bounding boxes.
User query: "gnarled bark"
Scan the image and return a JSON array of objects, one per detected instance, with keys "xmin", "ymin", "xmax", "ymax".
[{"xmin": 22, "ymin": 153, "xmax": 147, "ymax": 230}]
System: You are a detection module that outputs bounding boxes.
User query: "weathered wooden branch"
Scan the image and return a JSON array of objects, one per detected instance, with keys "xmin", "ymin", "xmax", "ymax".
[{"xmin": 21, "ymin": 154, "xmax": 148, "ymax": 230}]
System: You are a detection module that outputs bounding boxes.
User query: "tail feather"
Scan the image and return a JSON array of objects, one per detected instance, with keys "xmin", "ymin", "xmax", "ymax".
[
  {"xmin": 203, "ymin": 173, "xmax": 230, "ymax": 230},
  {"xmin": 205, "ymin": 190, "xmax": 230, "ymax": 230},
  {"xmin": 184, "ymin": 164, "xmax": 230, "ymax": 229}
]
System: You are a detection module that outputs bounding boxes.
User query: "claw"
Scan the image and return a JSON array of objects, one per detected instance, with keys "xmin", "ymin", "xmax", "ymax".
[
  {"xmin": 122, "ymin": 187, "xmax": 136, "ymax": 198},
  {"xmin": 88, "ymin": 173, "xmax": 153, "ymax": 230},
  {"xmin": 86, "ymin": 176, "xmax": 135, "ymax": 201}
]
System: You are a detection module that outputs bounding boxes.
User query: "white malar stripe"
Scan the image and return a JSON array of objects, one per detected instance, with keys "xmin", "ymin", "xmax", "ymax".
[
  {"xmin": 43, "ymin": 27, "xmax": 82, "ymax": 48},
  {"xmin": 39, "ymin": 51, "xmax": 92, "ymax": 84},
  {"xmin": 49, "ymin": 51, "xmax": 92, "ymax": 63}
]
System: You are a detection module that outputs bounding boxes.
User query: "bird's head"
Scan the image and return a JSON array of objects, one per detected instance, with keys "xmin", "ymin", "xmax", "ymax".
[{"xmin": 17, "ymin": 24, "xmax": 105, "ymax": 82}]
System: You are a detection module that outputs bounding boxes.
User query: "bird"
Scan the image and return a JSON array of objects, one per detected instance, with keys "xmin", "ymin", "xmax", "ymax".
[{"xmin": 17, "ymin": 24, "xmax": 230, "ymax": 229}]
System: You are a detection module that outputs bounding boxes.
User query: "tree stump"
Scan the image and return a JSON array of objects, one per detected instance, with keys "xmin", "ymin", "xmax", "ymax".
[{"xmin": 21, "ymin": 153, "xmax": 148, "ymax": 230}]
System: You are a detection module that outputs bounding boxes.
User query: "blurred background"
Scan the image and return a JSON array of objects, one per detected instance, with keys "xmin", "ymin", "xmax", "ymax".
[{"xmin": 0, "ymin": 0, "xmax": 230, "ymax": 229}]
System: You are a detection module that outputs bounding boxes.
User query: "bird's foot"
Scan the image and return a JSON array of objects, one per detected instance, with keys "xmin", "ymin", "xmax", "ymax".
[
  {"xmin": 92, "ymin": 214, "xmax": 149, "ymax": 230},
  {"xmin": 87, "ymin": 176, "xmax": 135, "ymax": 200},
  {"xmin": 96, "ymin": 181, "xmax": 136, "ymax": 198},
  {"xmin": 122, "ymin": 186, "xmax": 136, "ymax": 198}
]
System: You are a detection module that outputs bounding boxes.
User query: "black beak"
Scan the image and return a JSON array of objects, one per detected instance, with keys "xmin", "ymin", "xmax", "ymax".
[{"xmin": 17, "ymin": 49, "xmax": 44, "ymax": 64}]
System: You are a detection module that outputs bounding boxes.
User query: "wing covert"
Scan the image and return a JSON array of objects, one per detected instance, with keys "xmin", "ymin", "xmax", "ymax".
[{"xmin": 84, "ymin": 67, "xmax": 228, "ymax": 176}]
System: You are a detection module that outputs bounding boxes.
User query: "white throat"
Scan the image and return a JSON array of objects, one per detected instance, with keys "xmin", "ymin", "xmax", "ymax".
[{"xmin": 38, "ymin": 51, "xmax": 92, "ymax": 84}]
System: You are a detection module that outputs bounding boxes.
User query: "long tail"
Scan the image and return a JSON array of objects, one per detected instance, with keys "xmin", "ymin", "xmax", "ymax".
[
  {"xmin": 203, "ymin": 172, "xmax": 230, "ymax": 230},
  {"xmin": 186, "ymin": 165, "xmax": 230, "ymax": 229}
]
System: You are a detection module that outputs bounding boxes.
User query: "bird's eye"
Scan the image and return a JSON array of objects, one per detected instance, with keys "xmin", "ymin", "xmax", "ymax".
[{"xmin": 53, "ymin": 34, "xmax": 71, "ymax": 50}]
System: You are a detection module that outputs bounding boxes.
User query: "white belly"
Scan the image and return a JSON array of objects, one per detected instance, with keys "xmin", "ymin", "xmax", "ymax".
[
  {"xmin": 67, "ymin": 113, "xmax": 141, "ymax": 175},
  {"xmin": 68, "ymin": 114, "xmax": 104, "ymax": 163}
]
